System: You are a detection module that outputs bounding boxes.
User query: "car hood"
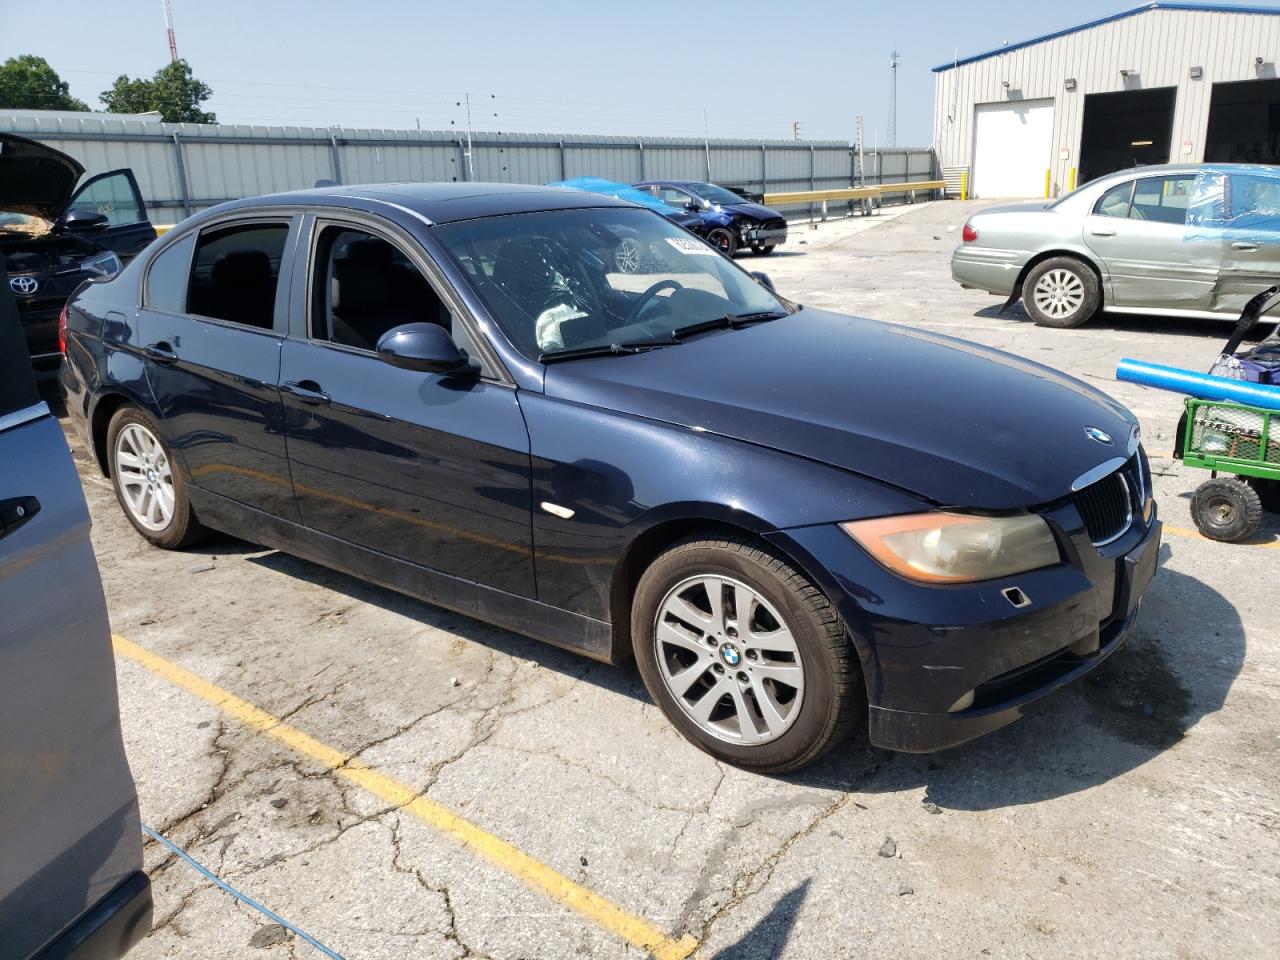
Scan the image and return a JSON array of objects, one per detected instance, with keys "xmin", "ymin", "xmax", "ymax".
[
  {"xmin": 719, "ymin": 201, "xmax": 783, "ymax": 221},
  {"xmin": 0, "ymin": 133, "xmax": 84, "ymax": 221},
  {"xmin": 542, "ymin": 308, "xmax": 1137, "ymax": 509}
]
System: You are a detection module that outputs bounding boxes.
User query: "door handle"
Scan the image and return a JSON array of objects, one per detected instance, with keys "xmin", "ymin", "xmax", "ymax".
[
  {"xmin": 143, "ymin": 341, "xmax": 178, "ymax": 364},
  {"xmin": 1231, "ymin": 241, "xmax": 1259, "ymax": 252},
  {"xmin": 282, "ymin": 380, "xmax": 331, "ymax": 405},
  {"xmin": 0, "ymin": 496, "xmax": 40, "ymax": 540},
  {"xmin": 1090, "ymin": 229, "xmax": 1117, "ymax": 237}
]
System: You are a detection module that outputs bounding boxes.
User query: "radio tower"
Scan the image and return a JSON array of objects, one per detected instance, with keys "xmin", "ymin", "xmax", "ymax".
[
  {"xmin": 162, "ymin": 0, "xmax": 179, "ymax": 62},
  {"xmin": 888, "ymin": 50, "xmax": 901, "ymax": 147}
]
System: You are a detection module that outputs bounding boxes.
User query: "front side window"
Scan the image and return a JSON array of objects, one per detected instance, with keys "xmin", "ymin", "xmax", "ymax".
[
  {"xmin": 69, "ymin": 172, "xmax": 143, "ymax": 227},
  {"xmin": 686, "ymin": 182, "xmax": 746, "ymax": 206},
  {"xmin": 310, "ymin": 225, "xmax": 472, "ymax": 355},
  {"xmin": 435, "ymin": 207, "xmax": 789, "ymax": 360},
  {"xmin": 188, "ymin": 223, "xmax": 289, "ymax": 330},
  {"xmin": 655, "ymin": 186, "xmax": 693, "ymax": 210}
]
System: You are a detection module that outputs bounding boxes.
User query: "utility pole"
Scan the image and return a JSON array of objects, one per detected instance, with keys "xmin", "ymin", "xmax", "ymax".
[
  {"xmin": 463, "ymin": 93, "xmax": 474, "ymax": 181},
  {"xmin": 161, "ymin": 0, "xmax": 178, "ymax": 62},
  {"xmin": 888, "ymin": 50, "xmax": 901, "ymax": 148},
  {"xmin": 703, "ymin": 110, "xmax": 712, "ymax": 179},
  {"xmin": 856, "ymin": 115, "xmax": 865, "ymax": 186},
  {"xmin": 791, "ymin": 120, "xmax": 801, "ymax": 141}
]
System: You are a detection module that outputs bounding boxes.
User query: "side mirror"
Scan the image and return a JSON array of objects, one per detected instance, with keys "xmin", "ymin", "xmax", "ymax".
[
  {"xmin": 63, "ymin": 208, "xmax": 109, "ymax": 232},
  {"xmin": 684, "ymin": 199, "xmax": 703, "ymax": 212},
  {"xmin": 750, "ymin": 271, "xmax": 775, "ymax": 291},
  {"xmin": 376, "ymin": 323, "xmax": 476, "ymax": 375}
]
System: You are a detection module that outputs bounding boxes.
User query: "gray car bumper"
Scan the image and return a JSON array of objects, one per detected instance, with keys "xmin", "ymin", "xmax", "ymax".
[{"xmin": 950, "ymin": 247, "xmax": 1028, "ymax": 296}]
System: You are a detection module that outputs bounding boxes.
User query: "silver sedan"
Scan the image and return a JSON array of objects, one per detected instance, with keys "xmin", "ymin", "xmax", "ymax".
[{"xmin": 951, "ymin": 163, "xmax": 1280, "ymax": 328}]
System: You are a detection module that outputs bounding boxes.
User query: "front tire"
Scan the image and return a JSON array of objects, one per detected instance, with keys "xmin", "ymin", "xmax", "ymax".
[
  {"xmin": 1191, "ymin": 478, "xmax": 1262, "ymax": 543},
  {"xmin": 1022, "ymin": 257, "xmax": 1100, "ymax": 329},
  {"xmin": 631, "ymin": 536, "xmax": 863, "ymax": 773},
  {"xmin": 707, "ymin": 228, "xmax": 738, "ymax": 257},
  {"xmin": 107, "ymin": 406, "xmax": 207, "ymax": 549}
]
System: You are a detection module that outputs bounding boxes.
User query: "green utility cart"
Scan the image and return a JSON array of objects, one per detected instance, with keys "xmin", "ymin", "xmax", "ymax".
[{"xmin": 1182, "ymin": 397, "xmax": 1280, "ymax": 542}]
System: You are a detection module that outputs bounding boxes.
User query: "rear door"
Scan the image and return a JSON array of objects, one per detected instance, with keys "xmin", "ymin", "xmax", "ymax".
[
  {"xmin": 1214, "ymin": 170, "xmax": 1280, "ymax": 315},
  {"xmin": 67, "ymin": 169, "xmax": 157, "ymax": 262},
  {"xmin": 1083, "ymin": 173, "xmax": 1216, "ymax": 312},
  {"xmin": 140, "ymin": 217, "xmax": 301, "ymax": 521},
  {"xmin": 0, "ymin": 264, "xmax": 150, "ymax": 957}
]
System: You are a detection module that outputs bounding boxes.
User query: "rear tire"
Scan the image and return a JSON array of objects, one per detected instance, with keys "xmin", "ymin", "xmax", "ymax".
[
  {"xmin": 1248, "ymin": 477, "xmax": 1280, "ymax": 513},
  {"xmin": 631, "ymin": 536, "xmax": 864, "ymax": 773},
  {"xmin": 1022, "ymin": 257, "xmax": 1100, "ymax": 329},
  {"xmin": 1191, "ymin": 478, "xmax": 1262, "ymax": 543},
  {"xmin": 107, "ymin": 406, "xmax": 207, "ymax": 549}
]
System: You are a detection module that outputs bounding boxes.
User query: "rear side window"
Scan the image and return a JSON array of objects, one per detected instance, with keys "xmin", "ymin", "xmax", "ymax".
[
  {"xmin": 145, "ymin": 233, "xmax": 196, "ymax": 314},
  {"xmin": 188, "ymin": 222, "xmax": 289, "ymax": 330},
  {"xmin": 1131, "ymin": 176, "xmax": 1194, "ymax": 225}
]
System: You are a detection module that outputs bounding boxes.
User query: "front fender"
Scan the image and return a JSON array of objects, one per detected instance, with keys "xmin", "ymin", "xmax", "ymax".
[{"xmin": 519, "ymin": 392, "xmax": 926, "ymax": 621}]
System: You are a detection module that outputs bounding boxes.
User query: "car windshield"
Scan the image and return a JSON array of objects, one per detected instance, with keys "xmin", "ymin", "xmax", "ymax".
[
  {"xmin": 433, "ymin": 207, "xmax": 788, "ymax": 360},
  {"xmin": 687, "ymin": 183, "xmax": 747, "ymax": 206}
]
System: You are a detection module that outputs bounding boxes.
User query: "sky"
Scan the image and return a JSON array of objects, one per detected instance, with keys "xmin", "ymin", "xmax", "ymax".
[{"xmin": 4, "ymin": 0, "xmax": 1280, "ymax": 146}]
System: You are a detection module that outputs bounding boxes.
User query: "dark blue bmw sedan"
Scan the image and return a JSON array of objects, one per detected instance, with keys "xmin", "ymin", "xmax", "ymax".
[{"xmin": 61, "ymin": 182, "xmax": 1160, "ymax": 773}]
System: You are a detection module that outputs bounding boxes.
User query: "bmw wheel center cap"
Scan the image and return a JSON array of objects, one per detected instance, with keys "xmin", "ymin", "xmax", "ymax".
[{"xmin": 720, "ymin": 643, "xmax": 742, "ymax": 667}]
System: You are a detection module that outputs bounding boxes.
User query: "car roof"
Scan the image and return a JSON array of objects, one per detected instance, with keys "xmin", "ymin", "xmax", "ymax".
[
  {"xmin": 636, "ymin": 180, "xmax": 705, "ymax": 187},
  {"xmin": 212, "ymin": 181, "xmax": 635, "ymax": 225}
]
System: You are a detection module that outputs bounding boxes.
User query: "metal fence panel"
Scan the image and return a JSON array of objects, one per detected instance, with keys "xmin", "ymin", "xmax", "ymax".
[{"xmin": 0, "ymin": 113, "xmax": 935, "ymax": 224}]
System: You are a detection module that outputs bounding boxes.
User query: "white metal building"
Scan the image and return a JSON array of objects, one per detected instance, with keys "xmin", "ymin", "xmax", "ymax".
[{"xmin": 933, "ymin": 2, "xmax": 1280, "ymax": 198}]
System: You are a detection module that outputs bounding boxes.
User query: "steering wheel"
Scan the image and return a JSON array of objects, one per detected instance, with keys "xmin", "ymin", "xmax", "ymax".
[{"xmin": 627, "ymin": 279, "xmax": 684, "ymax": 325}]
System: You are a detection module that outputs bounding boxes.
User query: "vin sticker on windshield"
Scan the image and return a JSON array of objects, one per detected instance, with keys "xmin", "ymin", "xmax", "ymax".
[{"xmin": 665, "ymin": 237, "xmax": 718, "ymax": 257}]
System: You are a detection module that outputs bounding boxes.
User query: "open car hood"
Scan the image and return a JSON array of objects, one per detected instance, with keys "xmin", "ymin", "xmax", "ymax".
[{"xmin": 0, "ymin": 133, "xmax": 84, "ymax": 221}]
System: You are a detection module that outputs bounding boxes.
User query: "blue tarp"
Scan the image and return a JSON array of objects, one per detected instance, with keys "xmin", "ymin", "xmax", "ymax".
[
  {"xmin": 1185, "ymin": 164, "xmax": 1280, "ymax": 244},
  {"xmin": 547, "ymin": 177, "xmax": 672, "ymax": 215}
]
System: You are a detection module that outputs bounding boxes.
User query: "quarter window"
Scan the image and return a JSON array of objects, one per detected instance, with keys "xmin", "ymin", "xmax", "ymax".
[
  {"xmin": 145, "ymin": 233, "xmax": 196, "ymax": 314},
  {"xmin": 1095, "ymin": 181, "xmax": 1134, "ymax": 218},
  {"xmin": 188, "ymin": 223, "xmax": 289, "ymax": 330}
]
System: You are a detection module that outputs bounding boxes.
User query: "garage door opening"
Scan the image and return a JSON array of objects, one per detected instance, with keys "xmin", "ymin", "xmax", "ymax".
[
  {"xmin": 1079, "ymin": 87, "xmax": 1176, "ymax": 184},
  {"xmin": 1205, "ymin": 78, "xmax": 1280, "ymax": 164},
  {"xmin": 971, "ymin": 98, "xmax": 1054, "ymax": 199}
]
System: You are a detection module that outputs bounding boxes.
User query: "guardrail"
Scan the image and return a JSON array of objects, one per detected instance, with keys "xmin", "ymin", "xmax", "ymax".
[{"xmin": 763, "ymin": 180, "xmax": 947, "ymax": 219}]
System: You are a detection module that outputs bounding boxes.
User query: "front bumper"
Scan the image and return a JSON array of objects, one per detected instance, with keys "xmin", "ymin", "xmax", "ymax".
[
  {"xmin": 743, "ymin": 226, "xmax": 787, "ymax": 247},
  {"xmin": 771, "ymin": 504, "xmax": 1162, "ymax": 753}
]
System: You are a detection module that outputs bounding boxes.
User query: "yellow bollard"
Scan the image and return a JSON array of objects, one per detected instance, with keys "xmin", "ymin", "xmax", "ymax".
[
  {"xmin": 960, "ymin": 170, "xmax": 968, "ymax": 201},
  {"xmin": 1044, "ymin": 168, "xmax": 1051, "ymax": 199},
  {"xmin": 1068, "ymin": 167, "xmax": 1077, "ymax": 191}
]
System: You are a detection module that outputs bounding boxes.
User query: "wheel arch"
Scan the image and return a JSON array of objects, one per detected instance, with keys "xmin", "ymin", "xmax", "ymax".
[
  {"xmin": 91, "ymin": 392, "xmax": 136, "ymax": 477},
  {"xmin": 1013, "ymin": 249, "xmax": 1106, "ymax": 304}
]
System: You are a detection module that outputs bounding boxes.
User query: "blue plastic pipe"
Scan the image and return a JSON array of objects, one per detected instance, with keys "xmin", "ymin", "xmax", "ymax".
[{"xmin": 1115, "ymin": 359, "xmax": 1280, "ymax": 410}]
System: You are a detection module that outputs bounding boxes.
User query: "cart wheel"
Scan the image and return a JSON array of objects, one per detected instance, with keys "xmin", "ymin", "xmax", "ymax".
[
  {"xmin": 1191, "ymin": 478, "xmax": 1263, "ymax": 543},
  {"xmin": 1247, "ymin": 477, "xmax": 1280, "ymax": 513}
]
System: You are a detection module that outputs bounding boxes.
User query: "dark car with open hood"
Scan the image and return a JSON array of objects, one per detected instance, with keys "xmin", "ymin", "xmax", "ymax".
[
  {"xmin": 61, "ymin": 181, "xmax": 1160, "ymax": 773},
  {"xmin": 0, "ymin": 132, "xmax": 156, "ymax": 374}
]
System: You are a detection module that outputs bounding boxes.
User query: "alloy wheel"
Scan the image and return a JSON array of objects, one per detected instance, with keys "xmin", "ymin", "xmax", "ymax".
[
  {"xmin": 114, "ymin": 422, "xmax": 175, "ymax": 531},
  {"xmin": 653, "ymin": 574, "xmax": 805, "ymax": 744},
  {"xmin": 1032, "ymin": 268, "xmax": 1085, "ymax": 320}
]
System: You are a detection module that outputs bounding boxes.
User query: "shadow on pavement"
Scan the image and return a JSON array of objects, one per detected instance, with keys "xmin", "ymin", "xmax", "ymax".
[{"xmin": 713, "ymin": 879, "xmax": 810, "ymax": 960}]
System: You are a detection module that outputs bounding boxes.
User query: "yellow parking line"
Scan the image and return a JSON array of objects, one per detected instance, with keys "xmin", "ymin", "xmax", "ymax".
[{"xmin": 112, "ymin": 634, "xmax": 698, "ymax": 960}]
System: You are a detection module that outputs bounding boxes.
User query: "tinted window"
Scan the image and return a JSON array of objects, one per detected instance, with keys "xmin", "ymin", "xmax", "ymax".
[
  {"xmin": 1095, "ymin": 181, "xmax": 1133, "ymax": 218},
  {"xmin": 1131, "ymin": 176, "xmax": 1194, "ymax": 225},
  {"xmin": 69, "ymin": 172, "xmax": 143, "ymax": 227},
  {"xmin": 311, "ymin": 226, "xmax": 470, "ymax": 354},
  {"xmin": 145, "ymin": 233, "xmax": 196, "ymax": 314},
  {"xmin": 188, "ymin": 223, "xmax": 289, "ymax": 330}
]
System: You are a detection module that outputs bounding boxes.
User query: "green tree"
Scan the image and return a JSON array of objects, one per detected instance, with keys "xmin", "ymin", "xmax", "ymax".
[
  {"xmin": 0, "ymin": 55, "xmax": 89, "ymax": 111},
  {"xmin": 100, "ymin": 60, "xmax": 215, "ymax": 124}
]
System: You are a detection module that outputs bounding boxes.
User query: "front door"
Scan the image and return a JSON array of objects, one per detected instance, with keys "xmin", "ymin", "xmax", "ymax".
[
  {"xmin": 279, "ymin": 220, "xmax": 535, "ymax": 597},
  {"xmin": 140, "ymin": 217, "xmax": 299, "ymax": 520},
  {"xmin": 1083, "ymin": 173, "xmax": 1215, "ymax": 312},
  {"xmin": 67, "ymin": 168, "xmax": 157, "ymax": 261}
]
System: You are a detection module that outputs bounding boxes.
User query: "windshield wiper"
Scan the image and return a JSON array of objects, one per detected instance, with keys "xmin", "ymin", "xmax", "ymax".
[
  {"xmin": 671, "ymin": 311, "xmax": 787, "ymax": 341},
  {"xmin": 539, "ymin": 340, "xmax": 677, "ymax": 363}
]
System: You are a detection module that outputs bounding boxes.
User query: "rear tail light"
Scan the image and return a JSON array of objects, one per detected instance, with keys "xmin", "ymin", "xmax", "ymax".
[
  {"xmin": 962, "ymin": 223, "xmax": 978, "ymax": 242},
  {"xmin": 58, "ymin": 304, "xmax": 68, "ymax": 354}
]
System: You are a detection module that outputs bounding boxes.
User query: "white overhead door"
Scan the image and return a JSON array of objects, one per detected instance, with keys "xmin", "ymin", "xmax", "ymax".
[{"xmin": 971, "ymin": 99, "xmax": 1055, "ymax": 199}]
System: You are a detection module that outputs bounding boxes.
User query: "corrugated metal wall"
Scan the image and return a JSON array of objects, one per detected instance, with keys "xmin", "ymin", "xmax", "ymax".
[
  {"xmin": 0, "ymin": 113, "xmax": 936, "ymax": 224},
  {"xmin": 933, "ymin": 6, "xmax": 1280, "ymax": 197}
]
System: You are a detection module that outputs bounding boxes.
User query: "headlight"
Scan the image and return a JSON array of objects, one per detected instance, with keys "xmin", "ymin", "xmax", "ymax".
[
  {"xmin": 840, "ymin": 512, "xmax": 1060, "ymax": 584},
  {"xmin": 80, "ymin": 251, "xmax": 122, "ymax": 278}
]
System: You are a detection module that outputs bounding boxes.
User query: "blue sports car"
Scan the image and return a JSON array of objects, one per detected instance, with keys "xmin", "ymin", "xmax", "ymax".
[
  {"xmin": 62, "ymin": 182, "xmax": 1159, "ymax": 772},
  {"xmin": 633, "ymin": 179, "xmax": 788, "ymax": 256}
]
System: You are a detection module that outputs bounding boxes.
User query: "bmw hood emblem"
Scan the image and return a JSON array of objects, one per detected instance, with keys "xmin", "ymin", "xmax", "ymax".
[
  {"xmin": 9, "ymin": 275, "xmax": 38, "ymax": 296},
  {"xmin": 1084, "ymin": 426, "xmax": 1113, "ymax": 445}
]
